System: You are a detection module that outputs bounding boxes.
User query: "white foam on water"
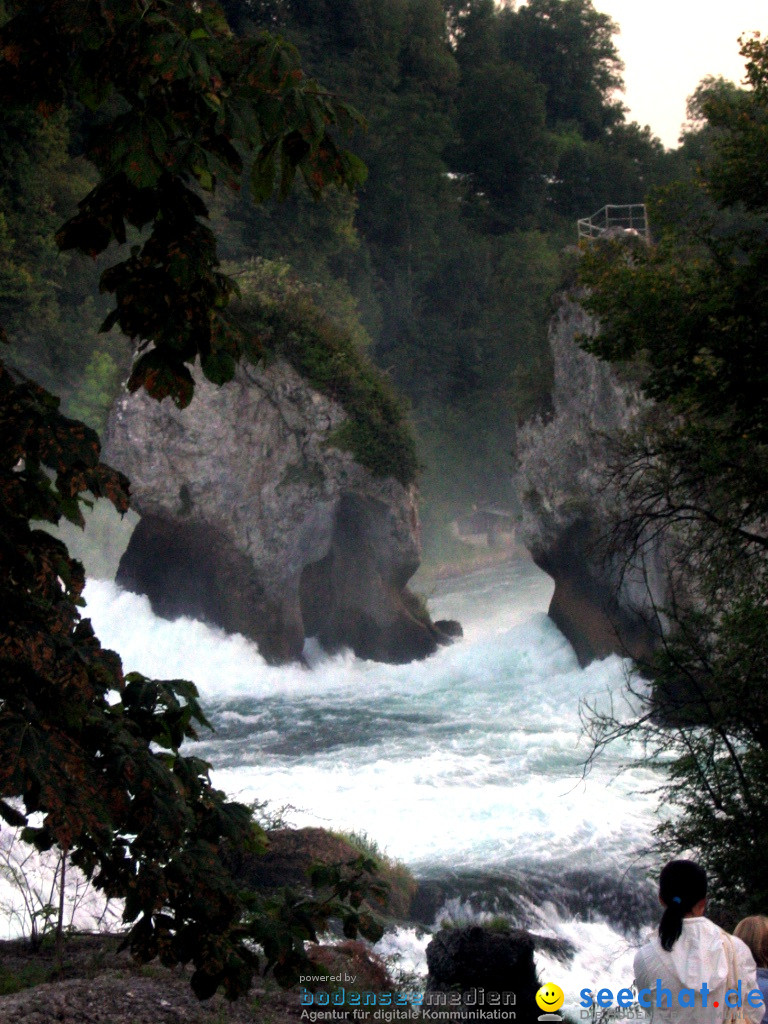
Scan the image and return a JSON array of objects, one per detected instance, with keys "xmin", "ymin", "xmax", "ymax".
[
  {"xmin": 376, "ymin": 913, "xmax": 649, "ymax": 1020},
  {"xmin": 0, "ymin": 831, "xmax": 121, "ymax": 941},
  {"xmin": 81, "ymin": 562, "xmax": 659, "ymax": 873},
  {"xmin": 75, "ymin": 559, "xmax": 661, "ymax": 982},
  {"xmin": 374, "ymin": 927, "xmax": 432, "ymax": 984},
  {"xmin": 211, "ymin": 754, "xmax": 656, "ymax": 870},
  {"xmin": 535, "ymin": 913, "xmax": 646, "ymax": 1019}
]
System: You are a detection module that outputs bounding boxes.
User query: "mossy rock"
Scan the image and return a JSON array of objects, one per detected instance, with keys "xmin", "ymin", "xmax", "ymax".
[
  {"xmin": 229, "ymin": 265, "xmax": 418, "ymax": 487},
  {"xmin": 225, "ymin": 826, "xmax": 416, "ymax": 922}
]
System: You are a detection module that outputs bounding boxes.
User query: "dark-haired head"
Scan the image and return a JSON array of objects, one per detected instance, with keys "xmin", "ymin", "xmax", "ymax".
[{"xmin": 658, "ymin": 860, "xmax": 707, "ymax": 951}]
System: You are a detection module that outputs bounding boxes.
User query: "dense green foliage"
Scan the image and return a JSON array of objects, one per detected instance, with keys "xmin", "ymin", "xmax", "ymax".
[
  {"xmin": 232, "ymin": 262, "xmax": 418, "ymax": 484},
  {"xmin": 0, "ymin": 108, "xmax": 126, "ymax": 432},
  {"xmin": 0, "ymin": 0, "xmax": 366, "ymax": 412},
  {"xmin": 579, "ymin": 34, "xmax": 768, "ymax": 911},
  {"xmin": 1, "ymin": 364, "xmax": 263, "ymax": 996},
  {"xmin": 0, "ymin": 0, "xmax": 366, "ymax": 406},
  {"xmin": 0, "ymin": 0, "xmax": 385, "ymax": 999},
  {"xmin": 205, "ymin": 0, "xmax": 678, "ymax": 548},
  {"xmin": 1, "ymin": 0, "xmax": 681, "ymax": 543}
]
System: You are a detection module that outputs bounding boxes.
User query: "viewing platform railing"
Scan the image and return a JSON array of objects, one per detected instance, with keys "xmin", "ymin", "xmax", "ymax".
[{"xmin": 577, "ymin": 204, "xmax": 650, "ymax": 243}]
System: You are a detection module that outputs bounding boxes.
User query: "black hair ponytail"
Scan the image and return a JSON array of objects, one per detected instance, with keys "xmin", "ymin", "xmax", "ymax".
[{"xmin": 658, "ymin": 860, "xmax": 708, "ymax": 951}]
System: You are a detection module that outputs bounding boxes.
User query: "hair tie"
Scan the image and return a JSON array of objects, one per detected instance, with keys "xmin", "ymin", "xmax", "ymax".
[{"xmin": 672, "ymin": 897, "xmax": 682, "ymax": 905}]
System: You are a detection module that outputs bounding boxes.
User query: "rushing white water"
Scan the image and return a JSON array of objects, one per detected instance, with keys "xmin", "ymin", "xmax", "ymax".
[
  {"xmin": 0, "ymin": 828, "xmax": 122, "ymax": 941},
  {"xmin": 81, "ymin": 558, "xmax": 661, "ymax": 1013}
]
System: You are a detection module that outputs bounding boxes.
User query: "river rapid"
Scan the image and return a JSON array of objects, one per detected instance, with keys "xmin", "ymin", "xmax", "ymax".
[{"xmin": 78, "ymin": 557, "xmax": 663, "ymax": 1011}]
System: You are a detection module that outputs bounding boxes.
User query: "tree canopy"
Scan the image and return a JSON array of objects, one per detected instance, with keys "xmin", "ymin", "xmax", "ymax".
[
  {"xmin": 2, "ymin": 0, "xmax": 677, "ymax": 548},
  {"xmin": 0, "ymin": 0, "xmax": 366, "ymax": 407},
  {"xmin": 502, "ymin": 0, "xmax": 625, "ymax": 139},
  {"xmin": 0, "ymin": 0, "xmax": 382, "ymax": 998},
  {"xmin": 210, "ymin": 0, "xmax": 674, "ymax": 546},
  {"xmin": 579, "ymin": 33, "xmax": 768, "ymax": 911}
]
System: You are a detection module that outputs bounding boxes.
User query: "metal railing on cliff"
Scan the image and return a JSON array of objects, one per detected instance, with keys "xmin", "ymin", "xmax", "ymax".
[{"xmin": 577, "ymin": 204, "xmax": 650, "ymax": 243}]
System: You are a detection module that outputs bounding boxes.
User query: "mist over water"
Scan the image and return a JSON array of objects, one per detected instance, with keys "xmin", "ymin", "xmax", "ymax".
[{"xmin": 83, "ymin": 557, "xmax": 660, "ymax": 1008}]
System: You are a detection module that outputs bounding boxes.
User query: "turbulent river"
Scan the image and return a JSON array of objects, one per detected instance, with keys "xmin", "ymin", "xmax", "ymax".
[{"xmin": 83, "ymin": 557, "xmax": 661, "ymax": 1013}]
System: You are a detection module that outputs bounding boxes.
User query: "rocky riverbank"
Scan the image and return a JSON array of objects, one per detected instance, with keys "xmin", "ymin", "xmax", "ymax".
[
  {"xmin": 0, "ymin": 925, "xmax": 572, "ymax": 1024},
  {"xmin": 0, "ymin": 934, "xmax": 390, "ymax": 1024},
  {"xmin": 0, "ymin": 823, "xmax": 600, "ymax": 1024}
]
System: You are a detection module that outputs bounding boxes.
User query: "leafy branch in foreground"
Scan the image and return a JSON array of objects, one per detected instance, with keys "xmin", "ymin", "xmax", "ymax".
[
  {"xmin": 0, "ymin": 360, "xmax": 385, "ymax": 996},
  {"xmin": 0, "ymin": 0, "xmax": 366, "ymax": 409},
  {"xmin": 581, "ymin": 581, "xmax": 768, "ymax": 912},
  {"xmin": 0, "ymin": 0, "xmax": 373, "ymax": 1000}
]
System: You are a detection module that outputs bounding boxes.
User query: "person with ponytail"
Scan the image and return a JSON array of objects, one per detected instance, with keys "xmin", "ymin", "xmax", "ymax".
[{"xmin": 633, "ymin": 860, "xmax": 763, "ymax": 1022}]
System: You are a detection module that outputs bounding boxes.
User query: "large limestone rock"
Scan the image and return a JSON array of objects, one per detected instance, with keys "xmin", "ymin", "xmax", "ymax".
[
  {"xmin": 104, "ymin": 358, "xmax": 452, "ymax": 664},
  {"xmin": 514, "ymin": 295, "xmax": 668, "ymax": 665}
]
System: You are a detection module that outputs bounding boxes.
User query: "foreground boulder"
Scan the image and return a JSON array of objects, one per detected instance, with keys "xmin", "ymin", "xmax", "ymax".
[
  {"xmin": 104, "ymin": 357, "xmax": 457, "ymax": 664},
  {"xmin": 425, "ymin": 926, "xmax": 540, "ymax": 1021}
]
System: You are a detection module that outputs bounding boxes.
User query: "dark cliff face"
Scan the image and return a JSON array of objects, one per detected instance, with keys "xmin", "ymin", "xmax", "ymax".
[
  {"xmin": 531, "ymin": 518, "xmax": 660, "ymax": 667},
  {"xmin": 514, "ymin": 295, "xmax": 667, "ymax": 666},
  {"xmin": 104, "ymin": 358, "xmax": 457, "ymax": 665}
]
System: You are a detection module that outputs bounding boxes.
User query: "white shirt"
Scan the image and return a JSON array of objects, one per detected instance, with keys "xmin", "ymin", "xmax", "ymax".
[{"xmin": 634, "ymin": 917, "xmax": 763, "ymax": 1024}]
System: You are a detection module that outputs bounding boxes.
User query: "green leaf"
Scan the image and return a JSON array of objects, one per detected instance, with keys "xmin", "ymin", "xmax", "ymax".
[
  {"xmin": 20, "ymin": 826, "xmax": 55, "ymax": 852},
  {"xmin": 99, "ymin": 309, "xmax": 121, "ymax": 334},
  {"xmin": 201, "ymin": 350, "xmax": 236, "ymax": 386},
  {"xmin": 124, "ymin": 150, "xmax": 163, "ymax": 190},
  {"xmin": 340, "ymin": 151, "xmax": 368, "ymax": 187},
  {"xmin": 190, "ymin": 968, "xmax": 222, "ymax": 1001},
  {"xmin": 127, "ymin": 350, "xmax": 195, "ymax": 408},
  {"xmin": 59, "ymin": 494, "xmax": 85, "ymax": 528},
  {"xmin": 194, "ymin": 166, "xmax": 214, "ymax": 191},
  {"xmin": 273, "ymin": 959, "xmax": 301, "ymax": 989},
  {"xmin": 251, "ymin": 140, "xmax": 279, "ymax": 202},
  {"xmin": 357, "ymin": 912, "xmax": 384, "ymax": 943}
]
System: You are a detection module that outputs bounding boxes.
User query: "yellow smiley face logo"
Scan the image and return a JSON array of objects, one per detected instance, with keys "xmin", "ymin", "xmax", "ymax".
[{"xmin": 535, "ymin": 983, "xmax": 565, "ymax": 1013}]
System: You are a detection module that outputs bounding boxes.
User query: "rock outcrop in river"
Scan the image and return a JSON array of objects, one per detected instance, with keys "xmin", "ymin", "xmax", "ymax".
[
  {"xmin": 425, "ymin": 926, "xmax": 540, "ymax": 1021},
  {"xmin": 514, "ymin": 295, "xmax": 668, "ymax": 666},
  {"xmin": 104, "ymin": 357, "xmax": 455, "ymax": 664}
]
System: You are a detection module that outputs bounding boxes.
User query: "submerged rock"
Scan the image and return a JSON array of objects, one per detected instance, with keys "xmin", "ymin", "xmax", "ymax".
[
  {"xmin": 434, "ymin": 619, "xmax": 463, "ymax": 640},
  {"xmin": 104, "ymin": 357, "xmax": 451, "ymax": 664}
]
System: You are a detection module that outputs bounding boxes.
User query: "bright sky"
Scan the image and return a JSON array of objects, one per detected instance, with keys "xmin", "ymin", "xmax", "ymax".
[{"xmin": 596, "ymin": 0, "xmax": 767, "ymax": 148}]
